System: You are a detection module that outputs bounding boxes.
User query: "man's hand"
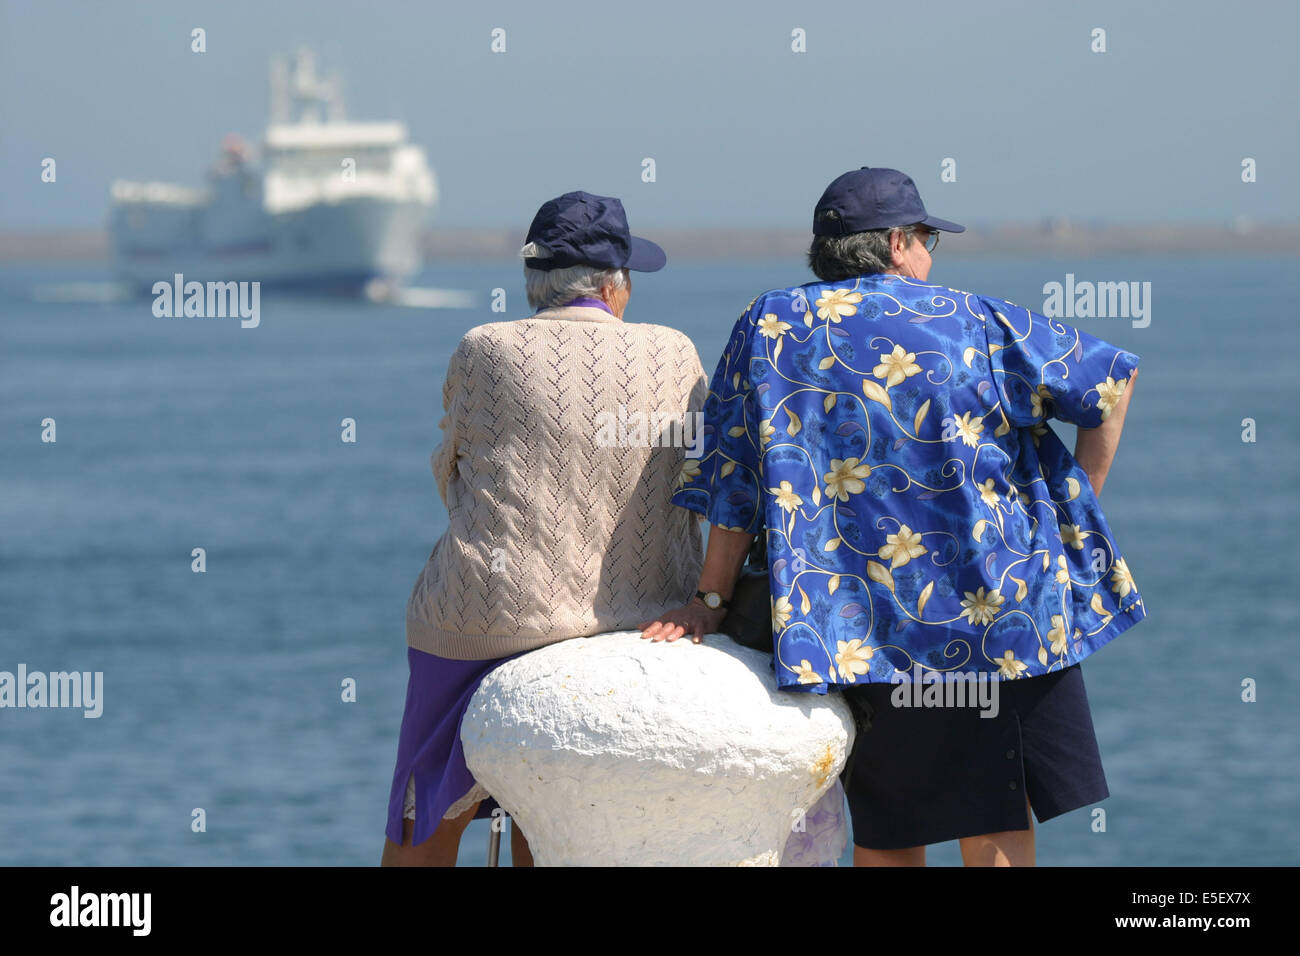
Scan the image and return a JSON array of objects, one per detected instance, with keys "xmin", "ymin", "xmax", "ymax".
[
  {"xmin": 639, "ymin": 599, "xmax": 726, "ymax": 644},
  {"xmin": 641, "ymin": 524, "xmax": 753, "ymax": 644}
]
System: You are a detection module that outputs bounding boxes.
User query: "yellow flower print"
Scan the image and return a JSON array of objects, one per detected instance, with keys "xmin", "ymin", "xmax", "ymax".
[
  {"xmin": 757, "ymin": 313, "xmax": 792, "ymax": 339},
  {"xmin": 1110, "ymin": 557, "xmax": 1136, "ymax": 598},
  {"xmin": 1095, "ymin": 376, "xmax": 1129, "ymax": 420},
  {"xmin": 835, "ymin": 639, "xmax": 874, "ymax": 682},
  {"xmin": 769, "ymin": 480, "xmax": 803, "ymax": 513},
  {"xmin": 759, "ymin": 419, "xmax": 776, "ymax": 448},
  {"xmin": 1060, "ymin": 524, "xmax": 1086, "ymax": 549},
  {"xmin": 814, "ymin": 288, "xmax": 863, "ymax": 323},
  {"xmin": 959, "ymin": 586, "xmax": 1005, "ymax": 626},
  {"xmin": 793, "ymin": 660, "xmax": 823, "ymax": 685},
  {"xmin": 879, "ymin": 524, "xmax": 927, "ymax": 569},
  {"xmin": 994, "ymin": 650, "xmax": 1029, "ymax": 679},
  {"xmin": 676, "ymin": 458, "xmax": 701, "ymax": 490},
  {"xmin": 1029, "ymin": 423, "xmax": 1049, "ymax": 447},
  {"xmin": 771, "ymin": 595, "xmax": 793, "ymax": 631},
  {"xmin": 872, "ymin": 344, "xmax": 922, "ymax": 388},
  {"xmin": 977, "ymin": 478, "xmax": 1001, "ymax": 509},
  {"xmin": 1055, "ymin": 554, "xmax": 1071, "ymax": 585},
  {"xmin": 1028, "ymin": 384, "xmax": 1052, "ymax": 420},
  {"xmin": 1047, "ymin": 614, "xmax": 1068, "ymax": 655},
  {"xmin": 953, "ymin": 411, "xmax": 984, "ymax": 447},
  {"xmin": 823, "ymin": 457, "xmax": 871, "ymax": 502}
]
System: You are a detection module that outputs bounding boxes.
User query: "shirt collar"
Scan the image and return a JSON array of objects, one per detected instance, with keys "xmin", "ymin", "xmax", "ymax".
[
  {"xmin": 560, "ymin": 295, "xmax": 615, "ymax": 315},
  {"xmin": 533, "ymin": 297, "xmax": 622, "ymax": 324}
]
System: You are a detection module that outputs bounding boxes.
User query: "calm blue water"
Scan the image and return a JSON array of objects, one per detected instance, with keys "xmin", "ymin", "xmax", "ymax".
[{"xmin": 2, "ymin": 258, "xmax": 1297, "ymax": 866}]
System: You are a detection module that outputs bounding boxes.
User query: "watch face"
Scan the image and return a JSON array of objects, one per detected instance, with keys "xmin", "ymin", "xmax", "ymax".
[{"xmin": 704, "ymin": 593, "xmax": 721, "ymax": 609}]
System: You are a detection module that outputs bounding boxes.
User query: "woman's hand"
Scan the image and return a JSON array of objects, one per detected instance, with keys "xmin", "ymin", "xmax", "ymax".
[{"xmin": 639, "ymin": 599, "xmax": 727, "ymax": 644}]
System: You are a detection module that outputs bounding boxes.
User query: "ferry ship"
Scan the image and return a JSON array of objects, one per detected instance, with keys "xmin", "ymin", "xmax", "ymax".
[{"xmin": 109, "ymin": 49, "xmax": 436, "ymax": 291}]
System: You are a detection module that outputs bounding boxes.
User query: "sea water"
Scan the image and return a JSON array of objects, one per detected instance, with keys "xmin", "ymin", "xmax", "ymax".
[{"xmin": 1, "ymin": 257, "xmax": 1296, "ymax": 866}]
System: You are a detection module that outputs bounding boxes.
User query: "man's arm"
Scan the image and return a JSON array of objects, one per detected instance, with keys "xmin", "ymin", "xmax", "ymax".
[
  {"xmin": 639, "ymin": 524, "xmax": 755, "ymax": 643},
  {"xmin": 1073, "ymin": 368, "xmax": 1138, "ymax": 497}
]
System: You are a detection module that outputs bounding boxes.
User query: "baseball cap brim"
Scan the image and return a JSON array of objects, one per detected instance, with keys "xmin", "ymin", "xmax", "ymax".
[
  {"xmin": 624, "ymin": 235, "xmax": 667, "ymax": 272},
  {"xmin": 921, "ymin": 214, "xmax": 965, "ymax": 233}
]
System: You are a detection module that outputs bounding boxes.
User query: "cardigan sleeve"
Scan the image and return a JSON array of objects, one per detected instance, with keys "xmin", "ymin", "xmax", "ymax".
[
  {"xmin": 686, "ymin": 346, "xmax": 709, "ymax": 423},
  {"xmin": 431, "ymin": 337, "xmax": 469, "ymax": 504}
]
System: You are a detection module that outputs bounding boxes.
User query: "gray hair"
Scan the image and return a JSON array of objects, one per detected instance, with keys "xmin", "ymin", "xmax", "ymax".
[
  {"xmin": 521, "ymin": 242, "xmax": 628, "ymax": 309},
  {"xmin": 806, "ymin": 226, "xmax": 921, "ymax": 281}
]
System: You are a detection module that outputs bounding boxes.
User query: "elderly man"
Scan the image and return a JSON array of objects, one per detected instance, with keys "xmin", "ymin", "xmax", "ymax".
[
  {"xmin": 383, "ymin": 190, "xmax": 707, "ymax": 866},
  {"xmin": 643, "ymin": 167, "xmax": 1143, "ymax": 867}
]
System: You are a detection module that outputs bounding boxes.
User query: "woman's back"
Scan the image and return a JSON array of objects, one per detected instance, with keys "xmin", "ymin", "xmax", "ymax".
[{"xmin": 407, "ymin": 303, "xmax": 706, "ymax": 661}]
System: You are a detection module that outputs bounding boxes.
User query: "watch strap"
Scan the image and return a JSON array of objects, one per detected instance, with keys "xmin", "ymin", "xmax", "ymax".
[{"xmin": 696, "ymin": 590, "xmax": 731, "ymax": 611}]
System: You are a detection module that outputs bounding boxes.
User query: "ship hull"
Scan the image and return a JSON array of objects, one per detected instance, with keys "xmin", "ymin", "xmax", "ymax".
[{"xmin": 111, "ymin": 196, "xmax": 427, "ymax": 293}]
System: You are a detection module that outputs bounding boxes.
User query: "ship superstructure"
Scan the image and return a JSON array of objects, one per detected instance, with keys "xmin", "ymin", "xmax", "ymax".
[{"xmin": 110, "ymin": 49, "xmax": 436, "ymax": 290}]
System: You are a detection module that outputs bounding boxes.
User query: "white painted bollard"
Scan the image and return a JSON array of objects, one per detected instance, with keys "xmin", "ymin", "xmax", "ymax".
[{"xmin": 460, "ymin": 630, "xmax": 855, "ymax": 866}]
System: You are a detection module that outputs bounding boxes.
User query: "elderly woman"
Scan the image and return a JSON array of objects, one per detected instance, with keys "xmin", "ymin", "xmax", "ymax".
[
  {"xmin": 643, "ymin": 167, "xmax": 1143, "ymax": 867},
  {"xmin": 382, "ymin": 190, "xmax": 707, "ymax": 866}
]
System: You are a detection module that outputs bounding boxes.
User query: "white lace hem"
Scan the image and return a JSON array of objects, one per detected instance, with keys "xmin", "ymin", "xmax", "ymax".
[{"xmin": 403, "ymin": 773, "xmax": 491, "ymax": 822}]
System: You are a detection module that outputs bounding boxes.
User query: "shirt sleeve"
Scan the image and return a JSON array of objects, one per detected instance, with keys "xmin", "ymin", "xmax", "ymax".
[
  {"xmin": 670, "ymin": 305, "xmax": 764, "ymax": 534},
  {"xmin": 979, "ymin": 295, "xmax": 1140, "ymax": 429}
]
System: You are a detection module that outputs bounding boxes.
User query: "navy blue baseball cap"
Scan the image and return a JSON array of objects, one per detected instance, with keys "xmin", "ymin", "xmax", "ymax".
[
  {"xmin": 523, "ymin": 190, "xmax": 666, "ymax": 272},
  {"xmin": 813, "ymin": 167, "xmax": 964, "ymax": 236}
]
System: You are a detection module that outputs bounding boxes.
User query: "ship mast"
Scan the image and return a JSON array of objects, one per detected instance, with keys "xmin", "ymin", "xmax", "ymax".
[{"xmin": 269, "ymin": 48, "xmax": 346, "ymax": 125}]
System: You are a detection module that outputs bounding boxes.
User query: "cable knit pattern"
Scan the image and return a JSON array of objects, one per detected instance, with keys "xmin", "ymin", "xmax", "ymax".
[{"xmin": 407, "ymin": 305, "xmax": 707, "ymax": 660}]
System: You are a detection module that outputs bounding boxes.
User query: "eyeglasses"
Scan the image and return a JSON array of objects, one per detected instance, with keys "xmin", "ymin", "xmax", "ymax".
[{"xmin": 913, "ymin": 228, "xmax": 940, "ymax": 253}]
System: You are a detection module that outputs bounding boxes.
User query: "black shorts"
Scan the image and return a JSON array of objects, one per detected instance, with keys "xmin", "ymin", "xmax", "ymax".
[{"xmin": 841, "ymin": 663, "xmax": 1109, "ymax": 850}]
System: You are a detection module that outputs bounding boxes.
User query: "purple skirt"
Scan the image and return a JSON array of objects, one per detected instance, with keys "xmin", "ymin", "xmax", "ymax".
[{"xmin": 385, "ymin": 646, "xmax": 524, "ymax": 847}]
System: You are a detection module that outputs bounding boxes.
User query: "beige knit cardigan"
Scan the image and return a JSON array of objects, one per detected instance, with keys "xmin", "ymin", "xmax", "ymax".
[{"xmin": 406, "ymin": 304, "xmax": 707, "ymax": 660}]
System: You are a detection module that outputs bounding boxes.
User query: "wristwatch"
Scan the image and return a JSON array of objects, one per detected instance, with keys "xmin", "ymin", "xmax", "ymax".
[{"xmin": 695, "ymin": 590, "xmax": 731, "ymax": 611}]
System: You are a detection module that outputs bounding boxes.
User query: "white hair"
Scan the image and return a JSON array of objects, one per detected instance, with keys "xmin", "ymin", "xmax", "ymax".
[{"xmin": 521, "ymin": 242, "xmax": 627, "ymax": 309}]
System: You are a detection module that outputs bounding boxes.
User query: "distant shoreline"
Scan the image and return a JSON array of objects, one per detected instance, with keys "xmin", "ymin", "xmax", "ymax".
[{"xmin": 3, "ymin": 221, "xmax": 1299, "ymax": 262}]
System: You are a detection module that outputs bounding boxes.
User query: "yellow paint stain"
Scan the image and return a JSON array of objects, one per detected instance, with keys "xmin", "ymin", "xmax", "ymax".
[{"xmin": 811, "ymin": 744, "xmax": 836, "ymax": 790}]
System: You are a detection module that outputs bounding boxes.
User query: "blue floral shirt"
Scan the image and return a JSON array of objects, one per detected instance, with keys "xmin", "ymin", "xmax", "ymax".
[{"xmin": 672, "ymin": 273, "xmax": 1145, "ymax": 694}]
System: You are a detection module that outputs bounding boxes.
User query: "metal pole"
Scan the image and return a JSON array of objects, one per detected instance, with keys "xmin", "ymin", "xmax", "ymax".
[{"xmin": 487, "ymin": 816, "xmax": 502, "ymax": 867}]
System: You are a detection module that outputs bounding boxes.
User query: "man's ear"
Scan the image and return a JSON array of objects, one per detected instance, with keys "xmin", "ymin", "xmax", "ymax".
[{"xmin": 889, "ymin": 228, "xmax": 906, "ymax": 265}]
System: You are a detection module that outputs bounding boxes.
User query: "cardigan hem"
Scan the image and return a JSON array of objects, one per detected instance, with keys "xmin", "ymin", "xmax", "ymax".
[{"xmin": 407, "ymin": 614, "xmax": 659, "ymax": 662}]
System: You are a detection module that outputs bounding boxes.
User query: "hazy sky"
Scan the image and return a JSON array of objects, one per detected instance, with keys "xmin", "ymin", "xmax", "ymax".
[{"xmin": 2, "ymin": 0, "xmax": 1296, "ymax": 230}]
